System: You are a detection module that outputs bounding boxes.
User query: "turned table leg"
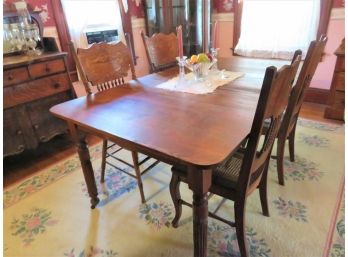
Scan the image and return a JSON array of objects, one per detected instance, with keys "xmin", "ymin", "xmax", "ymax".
[
  {"xmin": 69, "ymin": 123, "xmax": 99, "ymax": 209},
  {"xmin": 188, "ymin": 167, "xmax": 212, "ymax": 257}
]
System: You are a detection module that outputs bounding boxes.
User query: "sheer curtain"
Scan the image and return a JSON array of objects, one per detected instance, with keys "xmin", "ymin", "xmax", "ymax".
[
  {"xmin": 61, "ymin": 0, "xmax": 126, "ymax": 49},
  {"xmin": 234, "ymin": 0, "xmax": 320, "ymax": 60}
]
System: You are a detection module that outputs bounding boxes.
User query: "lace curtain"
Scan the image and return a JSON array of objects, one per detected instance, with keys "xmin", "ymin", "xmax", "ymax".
[
  {"xmin": 61, "ymin": 0, "xmax": 126, "ymax": 49},
  {"xmin": 234, "ymin": 0, "xmax": 320, "ymax": 60}
]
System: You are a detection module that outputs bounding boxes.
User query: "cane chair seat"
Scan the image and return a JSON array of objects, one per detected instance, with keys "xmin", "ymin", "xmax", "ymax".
[{"xmin": 169, "ymin": 52, "xmax": 302, "ymax": 257}]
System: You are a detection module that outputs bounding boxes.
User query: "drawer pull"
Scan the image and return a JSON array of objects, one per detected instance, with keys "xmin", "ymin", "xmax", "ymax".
[
  {"xmin": 45, "ymin": 66, "xmax": 51, "ymax": 73},
  {"xmin": 8, "ymin": 75, "xmax": 13, "ymax": 81},
  {"xmin": 33, "ymin": 124, "xmax": 39, "ymax": 129},
  {"xmin": 16, "ymin": 130, "xmax": 23, "ymax": 135},
  {"xmin": 17, "ymin": 144, "xmax": 25, "ymax": 151},
  {"xmin": 53, "ymin": 82, "xmax": 60, "ymax": 89}
]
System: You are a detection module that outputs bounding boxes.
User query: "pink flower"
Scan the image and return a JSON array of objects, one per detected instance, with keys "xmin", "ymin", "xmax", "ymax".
[
  {"xmin": 218, "ymin": 241, "xmax": 227, "ymax": 252},
  {"xmin": 26, "ymin": 217, "xmax": 41, "ymax": 230},
  {"xmin": 24, "ymin": 185, "xmax": 37, "ymax": 194}
]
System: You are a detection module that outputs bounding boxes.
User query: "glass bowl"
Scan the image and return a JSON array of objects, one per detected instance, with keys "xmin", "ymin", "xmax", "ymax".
[{"xmin": 185, "ymin": 60, "xmax": 217, "ymax": 80}]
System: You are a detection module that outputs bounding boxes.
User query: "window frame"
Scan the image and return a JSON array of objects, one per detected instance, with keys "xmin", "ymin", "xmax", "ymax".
[{"xmin": 231, "ymin": 0, "xmax": 333, "ymax": 55}]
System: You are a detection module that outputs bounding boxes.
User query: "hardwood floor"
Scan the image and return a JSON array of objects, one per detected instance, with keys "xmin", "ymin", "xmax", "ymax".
[{"xmin": 3, "ymin": 102, "xmax": 343, "ymax": 188}]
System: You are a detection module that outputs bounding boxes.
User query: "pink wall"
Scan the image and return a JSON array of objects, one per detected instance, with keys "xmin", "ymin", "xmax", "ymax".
[{"xmin": 311, "ymin": 18, "xmax": 345, "ymax": 89}]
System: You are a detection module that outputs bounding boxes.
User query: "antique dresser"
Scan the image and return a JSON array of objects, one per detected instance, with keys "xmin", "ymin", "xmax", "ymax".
[
  {"xmin": 3, "ymin": 52, "xmax": 75, "ymax": 157},
  {"xmin": 325, "ymin": 38, "xmax": 345, "ymax": 121}
]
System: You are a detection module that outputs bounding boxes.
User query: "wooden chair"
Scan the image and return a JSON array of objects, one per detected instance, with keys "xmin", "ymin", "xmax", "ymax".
[
  {"xmin": 141, "ymin": 31, "xmax": 178, "ymax": 73},
  {"xmin": 69, "ymin": 36, "xmax": 160, "ymax": 203},
  {"xmin": 274, "ymin": 35, "xmax": 328, "ymax": 185},
  {"xmin": 169, "ymin": 56, "xmax": 301, "ymax": 257}
]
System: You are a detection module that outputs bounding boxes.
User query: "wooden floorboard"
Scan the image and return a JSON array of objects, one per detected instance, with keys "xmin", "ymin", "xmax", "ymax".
[{"xmin": 3, "ymin": 102, "xmax": 344, "ymax": 188}]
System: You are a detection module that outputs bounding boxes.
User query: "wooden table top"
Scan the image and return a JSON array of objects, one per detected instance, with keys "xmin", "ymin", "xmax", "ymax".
[{"xmin": 50, "ymin": 57, "xmax": 289, "ymax": 168}]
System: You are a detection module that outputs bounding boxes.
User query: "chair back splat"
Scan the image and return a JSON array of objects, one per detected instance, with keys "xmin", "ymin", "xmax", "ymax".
[
  {"xmin": 273, "ymin": 35, "xmax": 328, "ymax": 186},
  {"xmin": 238, "ymin": 55, "xmax": 301, "ymax": 194},
  {"xmin": 68, "ymin": 33, "xmax": 136, "ymax": 94},
  {"xmin": 169, "ymin": 53, "xmax": 302, "ymax": 257},
  {"xmin": 68, "ymin": 34, "xmax": 159, "ymax": 204},
  {"xmin": 141, "ymin": 31, "xmax": 178, "ymax": 73}
]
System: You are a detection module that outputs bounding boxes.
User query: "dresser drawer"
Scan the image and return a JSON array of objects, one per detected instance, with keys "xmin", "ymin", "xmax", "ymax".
[
  {"xmin": 28, "ymin": 58, "xmax": 66, "ymax": 78},
  {"xmin": 332, "ymin": 72, "xmax": 345, "ymax": 91},
  {"xmin": 335, "ymin": 56, "xmax": 345, "ymax": 72},
  {"xmin": 4, "ymin": 73, "xmax": 71, "ymax": 108},
  {"xmin": 27, "ymin": 92, "xmax": 70, "ymax": 143},
  {"xmin": 4, "ymin": 67, "xmax": 30, "ymax": 86}
]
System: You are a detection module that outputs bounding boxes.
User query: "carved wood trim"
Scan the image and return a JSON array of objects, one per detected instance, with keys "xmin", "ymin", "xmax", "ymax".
[
  {"xmin": 50, "ymin": 0, "xmax": 75, "ymax": 72},
  {"xmin": 118, "ymin": 0, "xmax": 137, "ymax": 65}
]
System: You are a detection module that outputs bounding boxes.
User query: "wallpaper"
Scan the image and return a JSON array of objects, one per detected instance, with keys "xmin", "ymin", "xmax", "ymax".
[
  {"xmin": 3, "ymin": 0, "xmax": 344, "ymax": 29},
  {"xmin": 4, "ymin": 0, "xmax": 56, "ymax": 26},
  {"xmin": 213, "ymin": 0, "xmax": 234, "ymax": 13}
]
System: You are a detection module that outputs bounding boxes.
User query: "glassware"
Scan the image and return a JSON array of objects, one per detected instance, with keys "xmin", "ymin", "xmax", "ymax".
[
  {"xmin": 176, "ymin": 56, "xmax": 187, "ymax": 86},
  {"xmin": 3, "ymin": 24, "xmax": 14, "ymax": 53},
  {"xmin": 10, "ymin": 23, "xmax": 26, "ymax": 52},
  {"xmin": 210, "ymin": 48, "xmax": 219, "ymax": 72},
  {"xmin": 185, "ymin": 60, "xmax": 217, "ymax": 81},
  {"xmin": 25, "ymin": 24, "xmax": 42, "ymax": 56}
]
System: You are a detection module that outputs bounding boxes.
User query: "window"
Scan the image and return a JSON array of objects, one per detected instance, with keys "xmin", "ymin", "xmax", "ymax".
[
  {"xmin": 61, "ymin": 0, "xmax": 125, "ymax": 48},
  {"xmin": 234, "ymin": 0, "xmax": 321, "ymax": 59}
]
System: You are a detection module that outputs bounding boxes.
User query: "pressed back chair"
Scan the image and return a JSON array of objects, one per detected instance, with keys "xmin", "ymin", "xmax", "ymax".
[
  {"xmin": 274, "ymin": 35, "xmax": 328, "ymax": 185},
  {"xmin": 141, "ymin": 31, "xmax": 178, "ymax": 73},
  {"xmin": 169, "ymin": 56, "xmax": 301, "ymax": 257},
  {"xmin": 69, "ymin": 37, "xmax": 159, "ymax": 203}
]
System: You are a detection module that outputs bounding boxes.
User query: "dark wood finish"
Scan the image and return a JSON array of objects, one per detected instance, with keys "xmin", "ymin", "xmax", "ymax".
[
  {"xmin": 141, "ymin": 31, "xmax": 178, "ymax": 73},
  {"xmin": 169, "ymin": 57, "xmax": 301, "ymax": 257},
  {"xmin": 318, "ymin": 0, "xmax": 333, "ymax": 40},
  {"xmin": 144, "ymin": 0, "xmax": 211, "ymax": 56},
  {"xmin": 3, "ymin": 67, "xmax": 30, "ymax": 86},
  {"xmin": 4, "ymin": 73, "xmax": 70, "ymax": 108},
  {"xmin": 4, "ymin": 102, "xmax": 337, "ymax": 189},
  {"xmin": 68, "ymin": 123, "xmax": 100, "ymax": 209},
  {"xmin": 303, "ymin": 87, "xmax": 329, "ymax": 104},
  {"xmin": 325, "ymin": 38, "xmax": 345, "ymax": 120},
  {"xmin": 273, "ymin": 36, "xmax": 328, "ymax": 185},
  {"xmin": 118, "ymin": 0, "xmax": 137, "ymax": 64},
  {"xmin": 232, "ymin": 0, "xmax": 243, "ymax": 53},
  {"xmin": 69, "ymin": 40, "xmax": 158, "ymax": 203},
  {"xmin": 50, "ymin": 56, "xmax": 302, "ymax": 257},
  {"xmin": 50, "ymin": 0, "xmax": 75, "ymax": 72},
  {"xmin": 28, "ymin": 58, "xmax": 66, "ymax": 78},
  {"xmin": 3, "ymin": 52, "xmax": 74, "ymax": 157},
  {"xmin": 70, "ymin": 40, "xmax": 136, "ymax": 93}
]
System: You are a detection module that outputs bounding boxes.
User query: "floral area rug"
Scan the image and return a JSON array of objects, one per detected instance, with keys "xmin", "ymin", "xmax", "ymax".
[{"xmin": 4, "ymin": 118, "xmax": 344, "ymax": 257}]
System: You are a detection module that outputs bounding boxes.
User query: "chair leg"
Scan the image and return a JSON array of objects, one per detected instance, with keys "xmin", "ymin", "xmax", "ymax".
[
  {"xmin": 234, "ymin": 200, "xmax": 249, "ymax": 257},
  {"xmin": 259, "ymin": 159, "xmax": 270, "ymax": 217},
  {"xmin": 100, "ymin": 139, "xmax": 108, "ymax": 183},
  {"xmin": 276, "ymin": 135, "xmax": 286, "ymax": 186},
  {"xmin": 169, "ymin": 173, "xmax": 182, "ymax": 228},
  {"xmin": 131, "ymin": 151, "xmax": 146, "ymax": 203},
  {"xmin": 288, "ymin": 127, "xmax": 296, "ymax": 162}
]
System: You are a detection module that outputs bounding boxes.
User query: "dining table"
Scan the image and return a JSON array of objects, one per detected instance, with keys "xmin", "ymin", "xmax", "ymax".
[{"xmin": 50, "ymin": 56, "xmax": 288, "ymax": 257}]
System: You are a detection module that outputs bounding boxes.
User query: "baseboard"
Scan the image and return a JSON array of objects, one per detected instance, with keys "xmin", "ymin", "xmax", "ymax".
[{"xmin": 304, "ymin": 87, "xmax": 329, "ymax": 104}]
